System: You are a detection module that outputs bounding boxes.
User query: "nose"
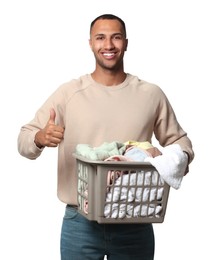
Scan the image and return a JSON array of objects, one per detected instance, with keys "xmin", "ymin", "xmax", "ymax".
[{"xmin": 104, "ymin": 38, "xmax": 114, "ymax": 49}]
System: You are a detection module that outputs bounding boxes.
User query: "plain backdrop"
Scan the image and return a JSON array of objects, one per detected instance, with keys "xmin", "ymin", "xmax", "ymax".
[{"xmin": 0, "ymin": 0, "xmax": 209, "ymax": 259}]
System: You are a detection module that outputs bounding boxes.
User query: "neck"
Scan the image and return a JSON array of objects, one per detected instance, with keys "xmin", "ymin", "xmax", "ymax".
[
  {"xmin": 91, "ymin": 67, "xmax": 127, "ymax": 86},
  {"xmin": 91, "ymin": 66, "xmax": 127, "ymax": 87}
]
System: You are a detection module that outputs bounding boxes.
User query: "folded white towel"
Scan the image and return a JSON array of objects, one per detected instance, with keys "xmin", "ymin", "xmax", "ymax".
[{"xmin": 144, "ymin": 144, "xmax": 188, "ymax": 189}]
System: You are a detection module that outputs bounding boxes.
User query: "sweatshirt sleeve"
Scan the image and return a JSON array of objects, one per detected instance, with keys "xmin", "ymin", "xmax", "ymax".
[
  {"xmin": 153, "ymin": 87, "xmax": 194, "ymax": 164},
  {"xmin": 17, "ymin": 126, "xmax": 44, "ymax": 159},
  {"xmin": 17, "ymin": 82, "xmax": 67, "ymax": 160}
]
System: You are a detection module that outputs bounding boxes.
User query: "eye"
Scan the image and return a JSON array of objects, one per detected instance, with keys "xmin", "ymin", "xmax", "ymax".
[
  {"xmin": 95, "ymin": 35, "xmax": 105, "ymax": 40},
  {"xmin": 113, "ymin": 34, "xmax": 123, "ymax": 40}
]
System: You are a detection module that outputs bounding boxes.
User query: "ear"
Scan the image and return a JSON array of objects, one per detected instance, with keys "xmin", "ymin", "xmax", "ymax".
[
  {"xmin": 89, "ymin": 39, "xmax": 93, "ymax": 51},
  {"xmin": 125, "ymin": 39, "xmax": 128, "ymax": 51}
]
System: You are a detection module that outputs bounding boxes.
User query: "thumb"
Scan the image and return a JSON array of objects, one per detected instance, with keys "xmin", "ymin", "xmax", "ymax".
[{"xmin": 48, "ymin": 108, "xmax": 56, "ymax": 124}]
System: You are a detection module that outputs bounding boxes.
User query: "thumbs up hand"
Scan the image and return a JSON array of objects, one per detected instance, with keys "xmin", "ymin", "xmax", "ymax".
[{"xmin": 34, "ymin": 108, "xmax": 64, "ymax": 148}]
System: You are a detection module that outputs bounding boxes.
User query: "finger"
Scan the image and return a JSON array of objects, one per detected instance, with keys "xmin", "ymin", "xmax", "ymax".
[{"xmin": 48, "ymin": 108, "xmax": 56, "ymax": 125}]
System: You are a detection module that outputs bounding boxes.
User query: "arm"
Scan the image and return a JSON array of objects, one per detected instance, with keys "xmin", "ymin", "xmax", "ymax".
[
  {"xmin": 18, "ymin": 108, "xmax": 64, "ymax": 159},
  {"xmin": 153, "ymin": 88, "xmax": 194, "ymax": 166},
  {"xmin": 17, "ymin": 83, "xmax": 67, "ymax": 160}
]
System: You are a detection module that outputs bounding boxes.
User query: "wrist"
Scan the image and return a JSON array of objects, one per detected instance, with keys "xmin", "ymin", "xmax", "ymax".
[{"xmin": 34, "ymin": 131, "xmax": 44, "ymax": 149}]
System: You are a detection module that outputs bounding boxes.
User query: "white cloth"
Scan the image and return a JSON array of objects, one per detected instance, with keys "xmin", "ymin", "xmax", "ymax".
[
  {"xmin": 144, "ymin": 144, "xmax": 188, "ymax": 189},
  {"xmin": 104, "ymin": 171, "xmax": 164, "ymax": 218},
  {"xmin": 104, "ymin": 203, "xmax": 162, "ymax": 219}
]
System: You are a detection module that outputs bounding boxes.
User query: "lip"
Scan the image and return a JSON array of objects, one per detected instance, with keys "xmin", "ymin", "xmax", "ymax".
[{"xmin": 101, "ymin": 52, "xmax": 117, "ymax": 59}]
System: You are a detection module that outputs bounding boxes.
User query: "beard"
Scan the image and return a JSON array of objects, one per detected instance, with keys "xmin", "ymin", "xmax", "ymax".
[{"xmin": 94, "ymin": 54, "xmax": 123, "ymax": 72}]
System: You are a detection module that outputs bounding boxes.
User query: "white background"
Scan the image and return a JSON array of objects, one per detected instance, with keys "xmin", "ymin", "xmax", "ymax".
[{"xmin": 0, "ymin": 0, "xmax": 209, "ymax": 259}]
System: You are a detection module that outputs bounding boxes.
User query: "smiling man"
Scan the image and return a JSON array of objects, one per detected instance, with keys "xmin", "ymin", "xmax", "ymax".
[
  {"xmin": 89, "ymin": 16, "xmax": 128, "ymax": 85},
  {"xmin": 18, "ymin": 14, "xmax": 194, "ymax": 260}
]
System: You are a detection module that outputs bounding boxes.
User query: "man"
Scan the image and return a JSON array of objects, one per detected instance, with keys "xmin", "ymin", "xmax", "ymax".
[{"xmin": 18, "ymin": 14, "xmax": 194, "ymax": 259}]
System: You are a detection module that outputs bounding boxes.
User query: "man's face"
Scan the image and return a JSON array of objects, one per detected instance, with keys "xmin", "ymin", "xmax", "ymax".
[{"xmin": 89, "ymin": 19, "xmax": 128, "ymax": 71}]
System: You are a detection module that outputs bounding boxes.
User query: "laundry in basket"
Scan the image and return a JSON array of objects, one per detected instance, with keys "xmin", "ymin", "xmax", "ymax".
[{"xmin": 74, "ymin": 154, "xmax": 170, "ymax": 224}]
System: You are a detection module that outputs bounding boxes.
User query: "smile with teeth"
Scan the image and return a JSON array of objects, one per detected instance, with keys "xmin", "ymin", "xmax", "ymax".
[{"xmin": 103, "ymin": 53, "xmax": 115, "ymax": 58}]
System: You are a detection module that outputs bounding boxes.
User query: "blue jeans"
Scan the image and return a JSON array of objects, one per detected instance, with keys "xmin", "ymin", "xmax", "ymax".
[{"xmin": 60, "ymin": 205, "xmax": 154, "ymax": 260}]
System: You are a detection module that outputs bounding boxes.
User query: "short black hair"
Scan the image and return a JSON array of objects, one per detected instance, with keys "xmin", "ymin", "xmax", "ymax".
[{"xmin": 90, "ymin": 14, "xmax": 127, "ymax": 38}]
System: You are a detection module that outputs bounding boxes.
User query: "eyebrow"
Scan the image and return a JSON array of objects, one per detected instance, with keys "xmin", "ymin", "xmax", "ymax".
[{"xmin": 93, "ymin": 33, "xmax": 125, "ymax": 38}]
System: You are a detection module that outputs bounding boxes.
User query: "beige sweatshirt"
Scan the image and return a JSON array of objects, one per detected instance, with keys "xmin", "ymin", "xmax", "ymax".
[{"xmin": 17, "ymin": 74, "xmax": 194, "ymax": 205}]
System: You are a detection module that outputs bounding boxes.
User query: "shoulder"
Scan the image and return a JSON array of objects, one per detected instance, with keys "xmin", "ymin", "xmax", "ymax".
[
  {"xmin": 59, "ymin": 74, "xmax": 91, "ymax": 91},
  {"xmin": 128, "ymin": 74, "xmax": 166, "ymax": 97},
  {"xmin": 55, "ymin": 74, "xmax": 92, "ymax": 99}
]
